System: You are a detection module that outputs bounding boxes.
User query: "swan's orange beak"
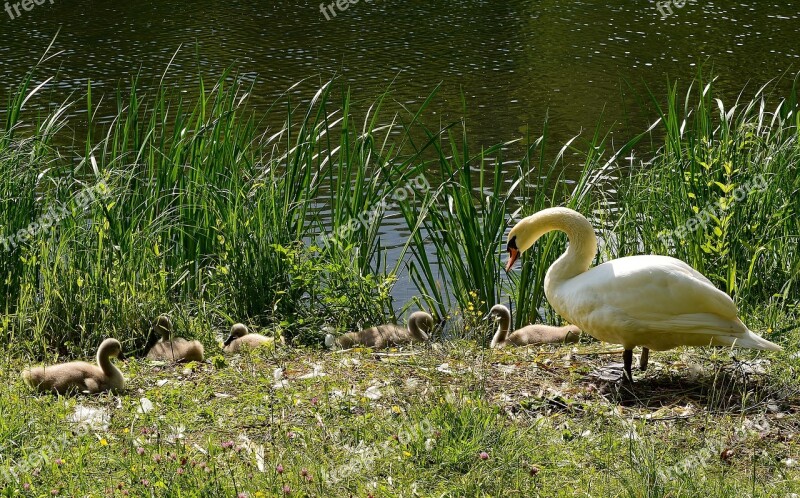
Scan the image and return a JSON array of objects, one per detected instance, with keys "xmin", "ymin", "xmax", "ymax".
[
  {"xmin": 505, "ymin": 247, "xmax": 519, "ymax": 272},
  {"xmin": 505, "ymin": 236, "xmax": 519, "ymax": 272}
]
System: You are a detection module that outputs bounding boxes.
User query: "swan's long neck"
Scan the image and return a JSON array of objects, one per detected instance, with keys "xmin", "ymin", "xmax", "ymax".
[
  {"xmin": 97, "ymin": 346, "xmax": 121, "ymax": 380},
  {"xmin": 490, "ymin": 309, "xmax": 511, "ymax": 348},
  {"xmin": 536, "ymin": 209, "xmax": 597, "ymax": 285}
]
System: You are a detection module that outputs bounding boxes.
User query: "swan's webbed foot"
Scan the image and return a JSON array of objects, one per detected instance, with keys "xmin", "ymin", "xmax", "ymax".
[{"xmin": 639, "ymin": 347, "xmax": 650, "ymax": 371}]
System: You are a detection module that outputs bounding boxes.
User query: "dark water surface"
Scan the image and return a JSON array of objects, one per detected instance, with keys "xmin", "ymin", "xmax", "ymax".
[
  {"xmin": 1, "ymin": 0, "xmax": 799, "ymax": 304},
  {"xmin": 1, "ymin": 1, "xmax": 798, "ymax": 145}
]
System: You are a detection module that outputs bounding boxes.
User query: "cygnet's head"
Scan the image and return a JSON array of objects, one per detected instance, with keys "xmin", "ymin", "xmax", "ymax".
[
  {"xmin": 154, "ymin": 315, "xmax": 173, "ymax": 339},
  {"xmin": 99, "ymin": 338, "xmax": 123, "ymax": 358},
  {"xmin": 487, "ymin": 304, "xmax": 511, "ymax": 322},
  {"xmin": 224, "ymin": 323, "xmax": 249, "ymax": 346},
  {"xmin": 409, "ymin": 311, "xmax": 435, "ymax": 341}
]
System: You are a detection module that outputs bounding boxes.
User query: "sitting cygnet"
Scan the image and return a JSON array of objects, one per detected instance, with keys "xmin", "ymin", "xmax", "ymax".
[
  {"xmin": 489, "ymin": 304, "xmax": 580, "ymax": 348},
  {"xmin": 223, "ymin": 323, "xmax": 273, "ymax": 353},
  {"xmin": 145, "ymin": 315, "xmax": 204, "ymax": 363},
  {"xmin": 22, "ymin": 338, "xmax": 125, "ymax": 394},
  {"xmin": 325, "ymin": 311, "xmax": 434, "ymax": 349}
]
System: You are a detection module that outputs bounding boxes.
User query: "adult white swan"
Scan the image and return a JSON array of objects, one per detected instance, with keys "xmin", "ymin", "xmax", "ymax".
[{"xmin": 504, "ymin": 207, "xmax": 780, "ymax": 381}]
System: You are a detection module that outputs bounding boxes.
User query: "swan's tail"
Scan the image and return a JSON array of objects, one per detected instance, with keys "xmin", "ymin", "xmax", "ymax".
[{"xmin": 720, "ymin": 330, "xmax": 782, "ymax": 352}]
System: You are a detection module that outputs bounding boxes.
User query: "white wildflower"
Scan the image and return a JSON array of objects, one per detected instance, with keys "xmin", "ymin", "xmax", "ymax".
[{"xmin": 166, "ymin": 425, "xmax": 186, "ymax": 443}]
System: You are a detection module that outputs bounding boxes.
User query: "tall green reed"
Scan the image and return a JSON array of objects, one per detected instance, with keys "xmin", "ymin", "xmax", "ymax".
[
  {"xmin": 398, "ymin": 108, "xmax": 647, "ymax": 335},
  {"xmin": 611, "ymin": 75, "xmax": 799, "ymax": 320},
  {"xmin": 2, "ymin": 50, "xmax": 797, "ymax": 358},
  {"xmin": 0, "ymin": 60, "xmax": 442, "ymax": 354}
]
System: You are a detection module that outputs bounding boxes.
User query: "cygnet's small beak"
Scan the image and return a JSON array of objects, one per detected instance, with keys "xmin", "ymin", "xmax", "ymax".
[
  {"xmin": 223, "ymin": 335, "xmax": 235, "ymax": 347},
  {"xmin": 117, "ymin": 350, "xmax": 127, "ymax": 360}
]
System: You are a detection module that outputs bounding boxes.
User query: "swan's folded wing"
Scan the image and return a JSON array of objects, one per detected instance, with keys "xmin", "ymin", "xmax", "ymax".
[
  {"xmin": 561, "ymin": 255, "xmax": 743, "ymax": 337},
  {"xmin": 606, "ymin": 255, "xmax": 737, "ymax": 319}
]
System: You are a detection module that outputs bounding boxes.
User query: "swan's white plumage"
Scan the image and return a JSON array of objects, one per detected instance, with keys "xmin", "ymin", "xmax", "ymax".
[{"xmin": 508, "ymin": 207, "xmax": 780, "ymax": 354}]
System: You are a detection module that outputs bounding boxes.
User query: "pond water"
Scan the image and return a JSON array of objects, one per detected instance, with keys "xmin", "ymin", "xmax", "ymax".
[
  {"xmin": 2, "ymin": 1, "xmax": 798, "ymax": 145},
  {"xmin": 1, "ymin": 0, "xmax": 799, "ymax": 304}
]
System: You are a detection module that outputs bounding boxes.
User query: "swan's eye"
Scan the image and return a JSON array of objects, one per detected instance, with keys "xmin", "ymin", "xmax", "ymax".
[{"xmin": 506, "ymin": 236, "xmax": 518, "ymax": 253}]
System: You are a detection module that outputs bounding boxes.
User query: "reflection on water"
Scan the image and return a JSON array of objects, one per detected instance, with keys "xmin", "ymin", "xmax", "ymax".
[{"xmin": 1, "ymin": 0, "xmax": 798, "ymax": 303}]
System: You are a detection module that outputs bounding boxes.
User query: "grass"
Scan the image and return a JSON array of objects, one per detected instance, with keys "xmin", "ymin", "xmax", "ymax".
[
  {"xmin": 1, "ymin": 48, "xmax": 799, "ymax": 495},
  {"xmin": 2, "ymin": 336, "xmax": 799, "ymax": 496}
]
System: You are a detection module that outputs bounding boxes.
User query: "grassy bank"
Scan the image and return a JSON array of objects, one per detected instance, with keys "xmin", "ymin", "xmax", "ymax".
[{"xmin": 2, "ymin": 340, "xmax": 799, "ymax": 496}]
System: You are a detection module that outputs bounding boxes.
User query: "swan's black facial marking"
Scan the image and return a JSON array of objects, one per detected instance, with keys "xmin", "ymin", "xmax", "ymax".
[
  {"xmin": 506, "ymin": 236, "xmax": 518, "ymax": 253},
  {"xmin": 223, "ymin": 335, "xmax": 235, "ymax": 347}
]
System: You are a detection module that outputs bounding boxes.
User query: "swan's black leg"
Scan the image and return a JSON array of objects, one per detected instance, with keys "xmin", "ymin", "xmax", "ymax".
[
  {"xmin": 640, "ymin": 347, "xmax": 650, "ymax": 371},
  {"xmin": 623, "ymin": 349, "xmax": 633, "ymax": 382}
]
